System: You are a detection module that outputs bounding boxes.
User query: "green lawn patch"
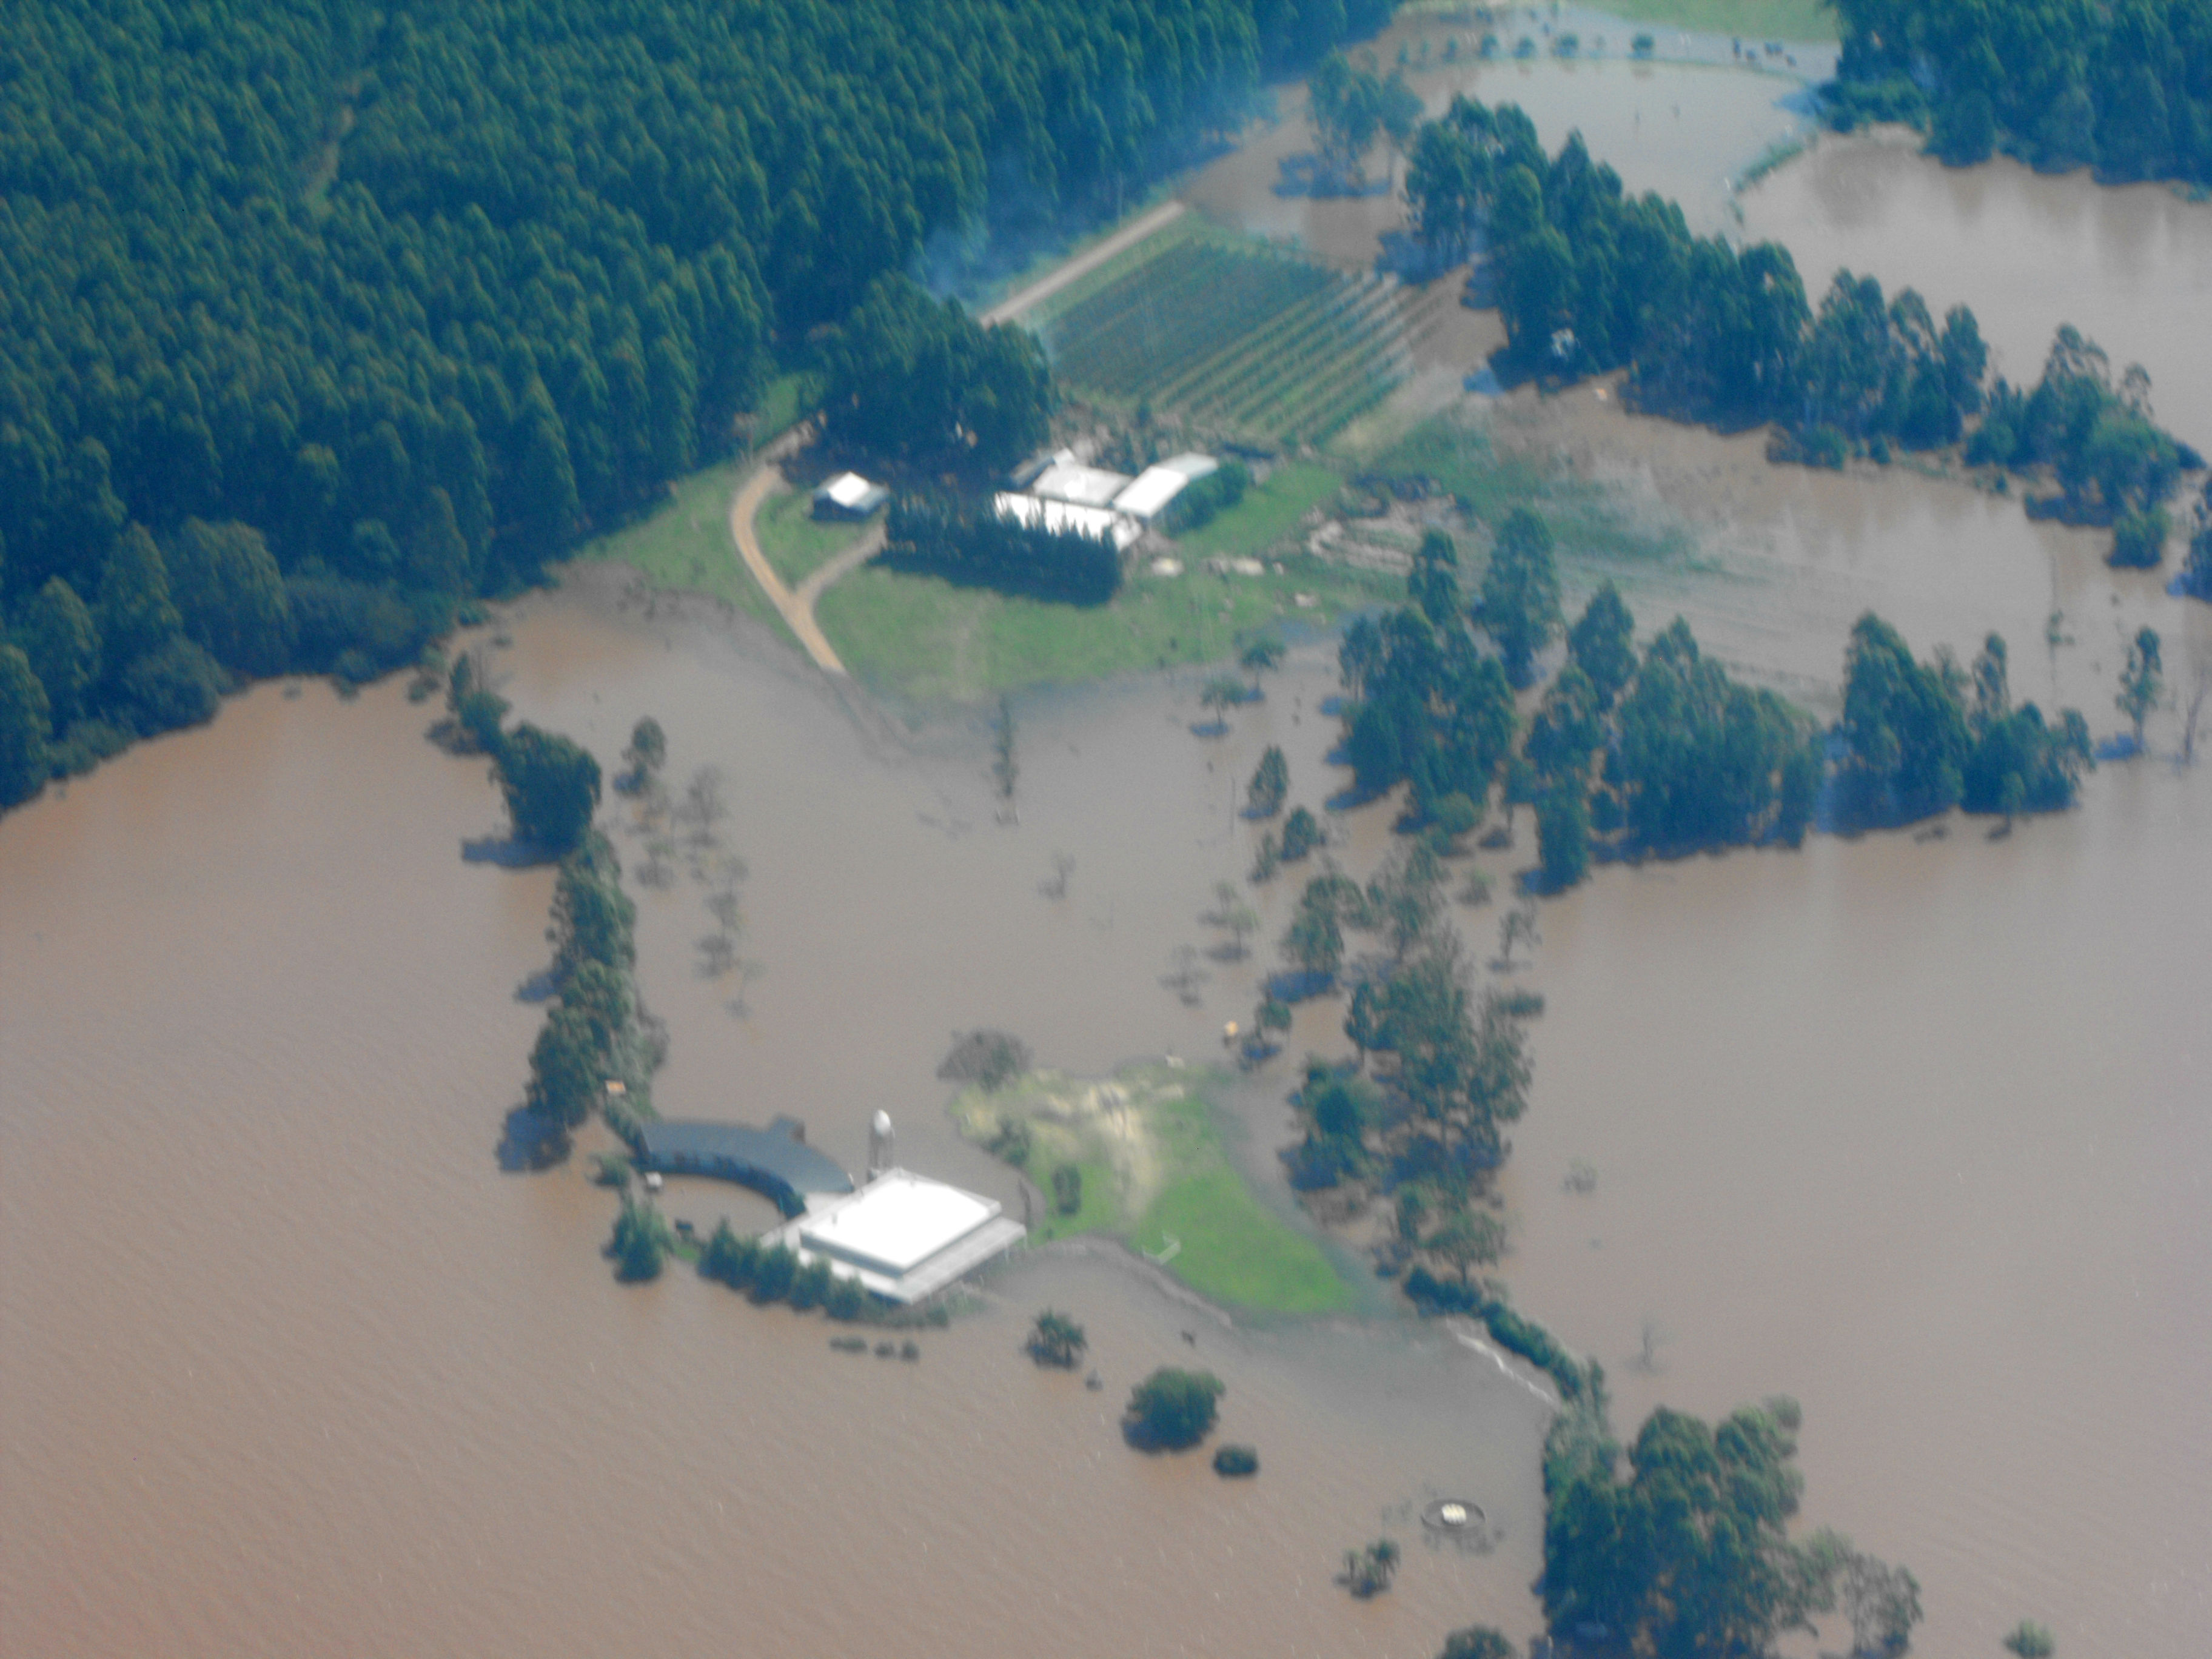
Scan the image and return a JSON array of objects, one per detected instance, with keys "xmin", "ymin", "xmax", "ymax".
[
  {"xmin": 819, "ymin": 549, "xmax": 1400, "ymax": 704},
  {"xmin": 756, "ymin": 487, "xmax": 866, "ymax": 587},
  {"xmin": 1567, "ymin": 0, "xmax": 1835, "ymax": 41},
  {"xmin": 948, "ymin": 1064, "xmax": 1356, "ymax": 1317},
  {"xmin": 748, "ymin": 371, "xmax": 817, "ymax": 447},
  {"xmin": 566, "ymin": 458, "xmax": 792, "ymax": 643},
  {"xmin": 1172, "ymin": 461, "xmax": 1342, "ymax": 563},
  {"xmin": 1136, "ymin": 1168, "xmax": 1351, "ymax": 1315}
]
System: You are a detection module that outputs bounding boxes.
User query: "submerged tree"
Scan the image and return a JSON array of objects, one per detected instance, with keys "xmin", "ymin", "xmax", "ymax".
[
  {"xmin": 1247, "ymin": 745, "xmax": 1289, "ymax": 817},
  {"xmin": 498, "ymin": 725, "xmax": 601, "ymax": 852},
  {"xmin": 1125, "ymin": 1367, "xmax": 1225, "ymax": 1449},
  {"xmin": 1027, "ymin": 1309, "xmax": 1088, "ymax": 1368},
  {"xmin": 2117, "ymin": 626, "xmax": 2163, "ymax": 748},
  {"xmin": 1478, "ymin": 509, "xmax": 1563, "ymax": 687}
]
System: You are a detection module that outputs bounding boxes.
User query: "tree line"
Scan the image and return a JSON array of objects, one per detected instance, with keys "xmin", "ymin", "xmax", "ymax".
[
  {"xmin": 1826, "ymin": 0, "xmax": 2212, "ymax": 184},
  {"xmin": 1, "ymin": 0, "xmax": 1392, "ymax": 813},
  {"xmin": 1403, "ymin": 95, "xmax": 2200, "ymax": 565}
]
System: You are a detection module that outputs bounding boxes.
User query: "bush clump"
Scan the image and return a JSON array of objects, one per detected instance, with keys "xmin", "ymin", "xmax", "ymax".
[
  {"xmin": 1125, "ymin": 1367, "xmax": 1225, "ymax": 1450},
  {"xmin": 1212, "ymin": 1443, "xmax": 1259, "ymax": 1476}
]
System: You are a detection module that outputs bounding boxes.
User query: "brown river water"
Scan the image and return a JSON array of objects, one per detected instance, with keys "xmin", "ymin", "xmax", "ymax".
[{"xmin": 7, "ymin": 49, "xmax": 2211, "ymax": 1659}]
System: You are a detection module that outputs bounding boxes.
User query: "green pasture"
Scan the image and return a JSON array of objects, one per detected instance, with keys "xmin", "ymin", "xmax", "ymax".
[
  {"xmin": 819, "ymin": 548, "xmax": 1398, "ymax": 704},
  {"xmin": 755, "ymin": 488, "xmax": 867, "ymax": 587},
  {"xmin": 566, "ymin": 458, "xmax": 792, "ymax": 642},
  {"xmin": 1581, "ymin": 0, "xmax": 1838, "ymax": 43},
  {"xmin": 950, "ymin": 1065, "xmax": 1356, "ymax": 1317}
]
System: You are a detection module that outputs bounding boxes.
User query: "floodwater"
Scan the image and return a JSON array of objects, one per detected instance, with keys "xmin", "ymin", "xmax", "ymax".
[
  {"xmin": 7, "ymin": 45, "xmax": 2211, "ymax": 1659},
  {"xmin": 1184, "ymin": 56, "xmax": 1812, "ymax": 267},
  {"xmin": 1741, "ymin": 129, "xmax": 2212, "ymax": 449},
  {"xmin": 0, "ymin": 595, "xmax": 1548, "ymax": 1659},
  {"xmin": 1505, "ymin": 758, "xmax": 2212, "ymax": 1659}
]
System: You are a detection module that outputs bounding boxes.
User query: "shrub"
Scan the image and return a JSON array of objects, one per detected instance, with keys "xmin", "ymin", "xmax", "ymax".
[
  {"xmin": 1027, "ymin": 1309, "xmax": 1087, "ymax": 1368},
  {"xmin": 984, "ymin": 1116, "xmax": 1033, "ymax": 1168},
  {"xmin": 1051, "ymin": 1162, "xmax": 1083, "ymax": 1215},
  {"xmin": 2108, "ymin": 506, "xmax": 2168, "ymax": 568},
  {"xmin": 2003, "ymin": 1621, "xmax": 2056, "ymax": 1658},
  {"xmin": 608, "ymin": 1196, "xmax": 672, "ymax": 1281},
  {"xmin": 1125, "ymin": 1367, "xmax": 1225, "ymax": 1449},
  {"xmin": 700, "ymin": 1219, "xmax": 760, "ymax": 1289},
  {"xmin": 1342, "ymin": 1538, "xmax": 1400, "ymax": 1597},
  {"xmin": 749, "ymin": 1242, "xmax": 800, "ymax": 1303},
  {"xmin": 1161, "ymin": 461, "xmax": 1250, "ymax": 534},
  {"xmin": 940, "ymin": 1029, "xmax": 1033, "ymax": 1091},
  {"xmin": 1213, "ymin": 1444, "xmax": 1259, "ymax": 1476},
  {"xmin": 825, "ymin": 1274, "xmax": 871, "ymax": 1322},
  {"xmin": 788, "ymin": 1256, "xmax": 836, "ymax": 1311}
]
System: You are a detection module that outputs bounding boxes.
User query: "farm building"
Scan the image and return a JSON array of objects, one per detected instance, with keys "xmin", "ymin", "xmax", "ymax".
[
  {"xmin": 761, "ymin": 1167, "xmax": 1027, "ymax": 1304},
  {"xmin": 992, "ymin": 492, "xmax": 1142, "ymax": 551},
  {"xmin": 1028, "ymin": 460, "xmax": 1133, "ymax": 510},
  {"xmin": 813, "ymin": 472, "xmax": 889, "ymax": 520},
  {"xmin": 1113, "ymin": 452, "xmax": 1219, "ymax": 522}
]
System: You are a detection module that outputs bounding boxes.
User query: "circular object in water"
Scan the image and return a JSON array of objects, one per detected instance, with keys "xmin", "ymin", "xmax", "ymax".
[{"xmin": 1421, "ymin": 1498, "xmax": 1484, "ymax": 1532}]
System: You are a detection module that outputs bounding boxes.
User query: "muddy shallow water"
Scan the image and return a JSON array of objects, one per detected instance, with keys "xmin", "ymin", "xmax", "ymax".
[
  {"xmin": 7, "ymin": 46, "xmax": 2211, "ymax": 1659},
  {"xmin": 0, "ymin": 614, "xmax": 1548, "ymax": 1659}
]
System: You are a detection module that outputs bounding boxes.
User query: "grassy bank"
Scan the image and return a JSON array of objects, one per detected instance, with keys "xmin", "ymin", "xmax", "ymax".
[
  {"xmin": 566, "ymin": 458, "xmax": 793, "ymax": 643},
  {"xmin": 951, "ymin": 1064, "xmax": 1356, "ymax": 1316}
]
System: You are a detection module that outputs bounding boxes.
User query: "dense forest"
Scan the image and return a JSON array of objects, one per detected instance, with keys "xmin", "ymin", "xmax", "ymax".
[
  {"xmin": 1403, "ymin": 93, "xmax": 2199, "ymax": 559},
  {"xmin": 0, "ymin": 0, "xmax": 1387, "ymax": 806},
  {"xmin": 1826, "ymin": 0, "xmax": 2212, "ymax": 183}
]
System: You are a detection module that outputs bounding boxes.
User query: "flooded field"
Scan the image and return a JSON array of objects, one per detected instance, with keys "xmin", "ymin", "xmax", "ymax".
[
  {"xmin": 0, "ymin": 611, "xmax": 1547, "ymax": 1659},
  {"xmin": 5, "ymin": 30, "xmax": 2210, "ymax": 1659},
  {"xmin": 1742, "ymin": 129, "xmax": 2212, "ymax": 449}
]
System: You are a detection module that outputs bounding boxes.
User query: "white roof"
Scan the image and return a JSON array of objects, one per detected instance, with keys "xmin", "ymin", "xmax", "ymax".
[
  {"xmin": 817, "ymin": 472, "xmax": 883, "ymax": 509},
  {"xmin": 767, "ymin": 1168, "xmax": 1027, "ymax": 1302},
  {"xmin": 1030, "ymin": 461, "xmax": 1133, "ymax": 509},
  {"xmin": 1113, "ymin": 466, "xmax": 1193, "ymax": 521},
  {"xmin": 799, "ymin": 1171, "xmax": 997, "ymax": 1275},
  {"xmin": 1158, "ymin": 452, "xmax": 1220, "ymax": 480},
  {"xmin": 993, "ymin": 492, "xmax": 1141, "ymax": 551}
]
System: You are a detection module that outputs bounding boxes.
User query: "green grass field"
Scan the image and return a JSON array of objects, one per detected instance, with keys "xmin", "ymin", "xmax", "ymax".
[
  {"xmin": 819, "ymin": 548, "xmax": 1399, "ymax": 703},
  {"xmin": 1572, "ymin": 0, "xmax": 1837, "ymax": 42},
  {"xmin": 1173, "ymin": 461, "xmax": 1342, "ymax": 563},
  {"xmin": 754, "ymin": 488, "xmax": 866, "ymax": 586},
  {"xmin": 566, "ymin": 458, "xmax": 793, "ymax": 643},
  {"xmin": 949, "ymin": 1066, "xmax": 1356, "ymax": 1316}
]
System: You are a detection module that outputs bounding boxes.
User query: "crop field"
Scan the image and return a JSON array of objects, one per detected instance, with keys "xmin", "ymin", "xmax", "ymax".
[{"xmin": 1041, "ymin": 236, "xmax": 1419, "ymax": 446}]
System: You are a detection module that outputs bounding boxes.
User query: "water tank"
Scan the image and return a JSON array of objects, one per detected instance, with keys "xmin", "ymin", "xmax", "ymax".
[{"xmin": 866, "ymin": 1110, "xmax": 894, "ymax": 1181}]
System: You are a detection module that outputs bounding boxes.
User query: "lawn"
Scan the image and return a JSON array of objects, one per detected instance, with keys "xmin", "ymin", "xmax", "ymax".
[
  {"xmin": 1571, "ymin": 0, "xmax": 1837, "ymax": 42},
  {"xmin": 1171, "ymin": 462, "xmax": 1342, "ymax": 563},
  {"xmin": 566, "ymin": 457, "xmax": 792, "ymax": 643},
  {"xmin": 754, "ymin": 486, "xmax": 867, "ymax": 587},
  {"xmin": 947, "ymin": 1065, "xmax": 1357, "ymax": 1316},
  {"xmin": 819, "ymin": 550, "xmax": 1399, "ymax": 704}
]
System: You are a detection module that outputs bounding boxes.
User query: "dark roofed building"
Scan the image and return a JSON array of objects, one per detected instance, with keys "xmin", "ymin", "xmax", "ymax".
[{"xmin": 635, "ymin": 1117, "xmax": 854, "ymax": 1213}]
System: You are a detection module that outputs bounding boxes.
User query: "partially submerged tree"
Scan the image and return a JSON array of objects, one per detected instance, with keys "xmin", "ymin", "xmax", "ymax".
[
  {"xmin": 497, "ymin": 724, "xmax": 601, "ymax": 852},
  {"xmin": 1342, "ymin": 1537, "xmax": 1401, "ymax": 1597},
  {"xmin": 2117, "ymin": 625, "xmax": 2163, "ymax": 748},
  {"xmin": 1478, "ymin": 509, "xmax": 1563, "ymax": 687},
  {"xmin": 1027, "ymin": 1309, "xmax": 1087, "ymax": 1369},
  {"xmin": 1125, "ymin": 1367, "xmax": 1225, "ymax": 1449},
  {"xmin": 1247, "ymin": 745, "xmax": 1289, "ymax": 817}
]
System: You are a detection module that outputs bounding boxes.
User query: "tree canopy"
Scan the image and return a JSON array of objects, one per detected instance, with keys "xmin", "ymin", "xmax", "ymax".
[{"xmin": 1828, "ymin": 0, "xmax": 2212, "ymax": 184}]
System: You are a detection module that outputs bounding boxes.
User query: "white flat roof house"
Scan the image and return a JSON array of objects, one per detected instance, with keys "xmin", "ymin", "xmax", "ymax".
[{"xmin": 763, "ymin": 1168, "xmax": 1027, "ymax": 1303}]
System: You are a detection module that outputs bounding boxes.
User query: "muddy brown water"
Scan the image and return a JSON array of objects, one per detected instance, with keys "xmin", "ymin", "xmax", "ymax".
[
  {"xmin": 8, "ymin": 62, "xmax": 2212, "ymax": 1659},
  {"xmin": 1741, "ymin": 129, "xmax": 2212, "ymax": 451},
  {"xmin": 0, "ymin": 602, "xmax": 1547, "ymax": 1659}
]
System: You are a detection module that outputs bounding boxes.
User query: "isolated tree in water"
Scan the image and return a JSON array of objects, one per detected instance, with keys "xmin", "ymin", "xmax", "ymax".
[
  {"xmin": 1247, "ymin": 745, "xmax": 1289, "ymax": 817},
  {"xmin": 1027, "ymin": 1309, "xmax": 1087, "ymax": 1369},
  {"xmin": 1125, "ymin": 1367, "xmax": 1224, "ymax": 1449},
  {"xmin": 2117, "ymin": 626, "xmax": 2163, "ymax": 748}
]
